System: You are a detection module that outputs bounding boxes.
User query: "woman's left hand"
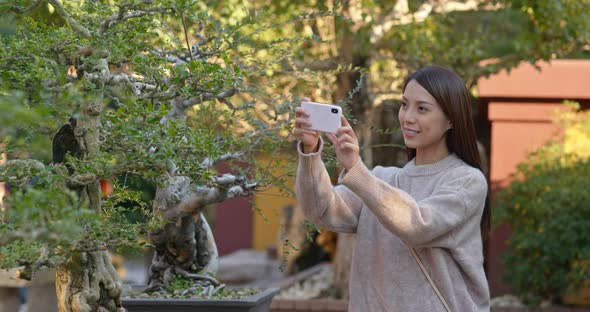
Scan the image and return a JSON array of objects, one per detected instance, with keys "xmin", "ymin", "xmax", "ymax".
[{"xmin": 326, "ymin": 115, "xmax": 360, "ymax": 171}]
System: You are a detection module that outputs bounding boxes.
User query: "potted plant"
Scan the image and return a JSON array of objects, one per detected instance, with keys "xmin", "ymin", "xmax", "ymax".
[{"xmin": 0, "ymin": 1, "xmax": 322, "ymax": 311}]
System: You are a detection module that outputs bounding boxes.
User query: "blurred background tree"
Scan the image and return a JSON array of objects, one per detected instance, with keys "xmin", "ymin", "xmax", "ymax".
[{"xmin": 249, "ymin": 0, "xmax": 590, "ymax": 299}]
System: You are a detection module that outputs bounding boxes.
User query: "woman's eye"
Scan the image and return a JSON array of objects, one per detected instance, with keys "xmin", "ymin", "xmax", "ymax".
[
  {"xmin": 418, "ymin": 106, "xmax": 428, "ymax": 112},
  {"xmin": 401, "ymin": 102, "xmax": 408, "ymax": 108}
]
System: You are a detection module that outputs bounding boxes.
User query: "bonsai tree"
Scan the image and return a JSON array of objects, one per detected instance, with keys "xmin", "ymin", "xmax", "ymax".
[{"xmin": 0, "ymin": 0, "xmax": 329, "ymax": 310}]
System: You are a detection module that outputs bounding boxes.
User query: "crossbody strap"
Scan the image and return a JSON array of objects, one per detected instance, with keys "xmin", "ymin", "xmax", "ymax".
[{"xmin": 410, "ymin": 248, "xmax": 452, "ymax": 312}]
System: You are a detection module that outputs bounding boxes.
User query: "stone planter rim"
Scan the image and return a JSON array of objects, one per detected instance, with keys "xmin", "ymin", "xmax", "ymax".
[{"xmin": 122, "ymin": 287, "xmax": 279, "ymax": 307}]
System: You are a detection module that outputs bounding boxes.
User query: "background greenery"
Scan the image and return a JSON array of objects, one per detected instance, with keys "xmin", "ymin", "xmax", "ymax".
[{"xmin": 494, "ymin": 105, "xmax": 590, "ymax": 306}]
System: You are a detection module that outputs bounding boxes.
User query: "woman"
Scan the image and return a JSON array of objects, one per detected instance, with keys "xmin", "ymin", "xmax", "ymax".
[{"xmin": 293, "ymin": 65, "xmax": 490, "ymax": 311}]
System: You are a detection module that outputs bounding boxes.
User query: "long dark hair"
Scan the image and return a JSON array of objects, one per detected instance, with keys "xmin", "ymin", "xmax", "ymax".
[{"xmin": 402, "ymin": 65, "xmax": 490, "ymax": 252}]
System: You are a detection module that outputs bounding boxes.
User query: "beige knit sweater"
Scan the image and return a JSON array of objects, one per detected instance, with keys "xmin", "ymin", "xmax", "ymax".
[{"xmin": 296, "ymin": 139, "xmax": 490, "ymax": 312}]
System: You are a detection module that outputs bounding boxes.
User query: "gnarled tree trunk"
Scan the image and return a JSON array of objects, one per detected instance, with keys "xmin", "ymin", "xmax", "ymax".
[
  {"xmin": 147, "ymin": 174, "xmax": 253, "ymax": 293},
  {"xmin": 147, "ymin": 176, "xmax": 220, "ymax": 290},
  {"xmin": 54, "ymin": 73, "xmax": 125, "ymax": 311},
  {"xmin": 56, "ymin": 251, "xmax": 125, "ymax": 312}
]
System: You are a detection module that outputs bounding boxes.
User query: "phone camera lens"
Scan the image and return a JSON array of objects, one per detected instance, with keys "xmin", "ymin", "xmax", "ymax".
[{"xmin": 331, "ymin": 108, "xmax": 338, "ymax": 113}]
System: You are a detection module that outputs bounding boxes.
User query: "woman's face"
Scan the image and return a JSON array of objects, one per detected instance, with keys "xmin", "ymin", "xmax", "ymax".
[{"xmin": 399, "ymin": 79, "xmax": 451, "ymax": 156}]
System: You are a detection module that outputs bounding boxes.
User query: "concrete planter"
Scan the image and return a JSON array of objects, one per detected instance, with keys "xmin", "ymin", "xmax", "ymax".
[{"xmin": 122, "ymin": 287, "xmax": 279, "ymax": 312}]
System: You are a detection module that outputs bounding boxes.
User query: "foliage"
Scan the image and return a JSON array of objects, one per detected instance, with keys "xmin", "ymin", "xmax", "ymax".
[
  {"xmin": 0, "ymin": 0, "xmax": 329, "ymax": 281},
  {"xmin": 493, "ymin": 105, "xmax": 590, "ymax": 306},
  {"xmin": 128, "ymin": 273, "xmax": 260, "ymax": 300},
  {"xmin": 131, "ymin": 277, "xmax": 259, "ymax": 299}
]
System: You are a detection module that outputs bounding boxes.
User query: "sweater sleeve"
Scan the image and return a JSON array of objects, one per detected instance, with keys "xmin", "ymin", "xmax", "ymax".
[
  {"xmin": 295, "ymin": 138, "xmax": 363, "ymax": 233},
  {"xmin": 339, "ymin": 160, "xmax": 487, "ymax": 248}
]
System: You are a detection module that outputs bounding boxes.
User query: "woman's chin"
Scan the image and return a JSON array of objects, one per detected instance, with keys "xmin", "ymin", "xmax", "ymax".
[{"xmin": 403, "ymin": 141, "xmax": 418, "ymax": 149}]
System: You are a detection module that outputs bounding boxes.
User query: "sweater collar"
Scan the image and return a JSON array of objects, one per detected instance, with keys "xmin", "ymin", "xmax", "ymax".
[{"xmin": 402, "ymin": 153, "xmax": 462, "ymax": 176}]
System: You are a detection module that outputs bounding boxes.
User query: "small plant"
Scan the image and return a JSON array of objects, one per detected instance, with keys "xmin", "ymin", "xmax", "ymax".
[{"xmin": 129, "ymin": 273, "xmax": 258, "ymax": 300}]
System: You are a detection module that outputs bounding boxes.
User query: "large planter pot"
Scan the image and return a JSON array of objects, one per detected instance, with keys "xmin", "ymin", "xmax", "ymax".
[{"xmin": 122, "ymin": 287, "xmax": 279, "ymax": 312}]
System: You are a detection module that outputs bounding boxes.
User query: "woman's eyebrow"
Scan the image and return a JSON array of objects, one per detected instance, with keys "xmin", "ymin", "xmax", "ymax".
[
  {"xmin": 416, "ymin": 100, "xmax": 434, "ymax": 106},
  {"xmin": 401, "ymin": 96, "xmax": 434, "ymax": 106}
]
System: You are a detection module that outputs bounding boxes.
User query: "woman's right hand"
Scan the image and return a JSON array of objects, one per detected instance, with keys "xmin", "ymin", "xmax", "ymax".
[{"xmin": 293, "ymin": 101, "xmax": 320, "ymax": 153}]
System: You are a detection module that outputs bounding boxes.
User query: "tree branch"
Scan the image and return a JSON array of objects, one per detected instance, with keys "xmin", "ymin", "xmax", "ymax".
[
  {"xmin": 99, "ymin": 6, "xmax": 174, "ymax": 34},
  {"xmin": 199, "ymin": 152, "xmax": 245, "ymax": 169},
  {"xmin": 0, "ymin": 228, "xmax": 60, "ymax": 246},
  {"xmin": 47, "ymin": 0, "xmax": 92, "ymax": 38},
  {"xmin": 370, "ymin": 0, "xmax": 504, "ymax": 45},
  {"xmin": 153, "ymin": 174, "xmax": 257, "ymax": 220},
  {"xmin": 84, "ymin": 72, "xmax": 157, "ymax": 95},
  {"xmin": 0, "ymin": 159, "xmax": 46, "ymax": 185},
  {"xmin": 9, "ymin": 0, "xmax": 44, "ymax": 14},
  {"xmin": 180, "ymin": 12, "xmax": 192, "ymax": 59},
  {"xmin": 160, "ymin": 88, "xmax": 239, "ymax": 123},
  {"xmin": 281, "ymin": 57, "xmax": 341, "ymax": 72},
  {"xmin": 181, "ymin": 177, "xmax": 256, "ymax": 212},
  {"xmin": 67, "ymin": 173, "xmax": 97, "ymax": 187}
]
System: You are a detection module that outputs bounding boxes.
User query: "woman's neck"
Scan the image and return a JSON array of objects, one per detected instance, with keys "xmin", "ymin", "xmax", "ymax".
[{"xmin": 415, "ymin": 146, "xmax": 450, "ymax": 165}]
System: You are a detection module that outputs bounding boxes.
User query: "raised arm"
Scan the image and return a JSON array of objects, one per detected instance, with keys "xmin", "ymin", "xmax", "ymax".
[
  {"xmin": 339, "ymin": 161, "xmax": 487, "ymax": 248},
  {"xmin": 296, "ymin": 139, "xmax": 363, "ymax": 233}
]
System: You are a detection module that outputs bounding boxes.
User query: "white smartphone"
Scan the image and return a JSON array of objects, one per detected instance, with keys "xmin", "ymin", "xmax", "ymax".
[{"xmin": 301, "ymin": 101, "xmax": 342, "ymax": 134}]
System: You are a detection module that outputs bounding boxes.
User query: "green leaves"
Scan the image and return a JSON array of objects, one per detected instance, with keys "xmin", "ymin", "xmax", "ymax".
[
  {"xmin": 494, "ymin": 107, "xmax": 590, "ymax": 306},
  {"xmin": 0, "ymin": 0, "xmax": 321, "ymax": 281}
]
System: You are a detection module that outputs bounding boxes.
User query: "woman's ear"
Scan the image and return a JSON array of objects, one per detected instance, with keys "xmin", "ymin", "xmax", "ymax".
[{"xmin": 447, "ymin": 121, "xmax": 453, "ymax": 131}]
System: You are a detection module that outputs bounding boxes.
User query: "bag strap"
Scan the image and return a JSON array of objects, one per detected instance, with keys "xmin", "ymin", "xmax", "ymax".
[{"xmin": 410, "ymin": 248, "xmax": 452, "ymax": 312}]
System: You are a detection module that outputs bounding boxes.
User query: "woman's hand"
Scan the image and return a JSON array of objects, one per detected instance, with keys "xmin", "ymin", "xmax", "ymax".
[
  {"xmin": 326, "ymin": 115, "xmax": 360, "ymax": 171},
  {"xmin": 293, "ymin": 99, "xmax": 320, "ymax": 153}
]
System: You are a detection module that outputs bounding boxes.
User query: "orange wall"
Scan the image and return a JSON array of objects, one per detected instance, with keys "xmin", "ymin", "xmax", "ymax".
[
  {"xmin": 488, "ymin": 102, "xmax": 568, "ymax": 190},
  {"xmin": 253, "ymin": 155, "xmax": 297, "ymax": 251},
  {"xmin": 478, "ymin": 59, "xmax": 590, "ymax": 296},
  {"xmin": 486, "ymin": 101, "xmax": 567, "ymax": 295},
  {"xmin": 478, "ymin": 60, "xmax": 590, "ymax": 99}
]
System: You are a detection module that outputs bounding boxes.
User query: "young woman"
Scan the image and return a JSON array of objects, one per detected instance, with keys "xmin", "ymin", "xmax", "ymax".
[{"xmin": 293, "ymin": 65, "xmax": 490, "ymax": 311}]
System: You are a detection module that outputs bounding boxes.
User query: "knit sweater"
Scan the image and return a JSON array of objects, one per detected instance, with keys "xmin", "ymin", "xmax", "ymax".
[{"xmin": 296, "ymin": 139, "xmax": 490, "ymax": 312}]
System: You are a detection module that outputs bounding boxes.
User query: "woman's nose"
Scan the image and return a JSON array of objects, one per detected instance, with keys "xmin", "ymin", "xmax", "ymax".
[{"xmin": 403, "ymin": 110, "xmax": 417, "ymax": 123}]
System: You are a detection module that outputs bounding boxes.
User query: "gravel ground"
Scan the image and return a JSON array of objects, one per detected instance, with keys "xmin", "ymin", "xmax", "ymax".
[{"xmin": 276, "ymin": 265, "xmax": 334, "ymax": 299}]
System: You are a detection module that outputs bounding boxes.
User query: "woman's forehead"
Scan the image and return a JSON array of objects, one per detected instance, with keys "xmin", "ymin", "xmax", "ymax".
[{"xmin": 403, "ymin": 80, "xmax": 437, "ymax": 104}]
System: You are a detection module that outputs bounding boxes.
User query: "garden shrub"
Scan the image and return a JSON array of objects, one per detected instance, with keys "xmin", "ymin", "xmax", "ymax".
[{"xmin": 493, "ymin": 104, "xmax": 590, "ymax": 306}]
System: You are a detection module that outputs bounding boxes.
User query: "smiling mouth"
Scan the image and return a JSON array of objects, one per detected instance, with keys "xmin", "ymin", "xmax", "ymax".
[{"xmin": 403, "ymin": 128, "xmax": 420, "ymax": 135}]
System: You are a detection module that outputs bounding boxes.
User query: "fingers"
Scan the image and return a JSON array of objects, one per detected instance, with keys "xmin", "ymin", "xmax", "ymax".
[
  {"xmin": 338, "ymin": 141, "xmax": 359, "ymax": 154},
  {"xmin": 326, "ymin": 133, "xmax": 338, "ymax": 146},
  {"xmin": 335, "ymin": 125, "xmax": 357, "ymax": 140},
  {"xmin": 294, "ymin": 116, "xmax": 312, "ymax": 129},
  {"xmin": 337, "ymin": 116, "xmax": 357, "ymax": 139},
  {"xmin": 294, "ymin": 107, "xmax": 309, "ymax": 118},
  {"xmin": 328, "ymin": 132, "xmax": 359, "ymax": 152},
  {"xmin": 341, "ymin": 115, "xmax": 351, "ymax": 127},
  {"xmin": 336, "ymin": 133, "xmax": 356, "ymax": 147},
  {"xmin": 293, "ymin": 127, "xmax": 317, "ymax": 137}
]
